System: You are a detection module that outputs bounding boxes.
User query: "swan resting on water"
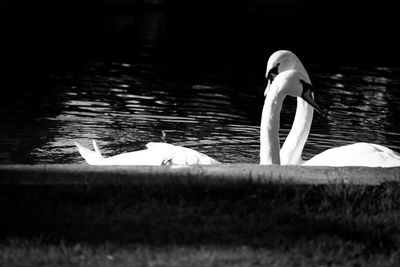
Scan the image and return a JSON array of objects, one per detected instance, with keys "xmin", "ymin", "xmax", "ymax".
[
  {"xmin": 302, "ymin": 142, "xmax": 400, "ymax": 167},
  {"xmin": 261, "ymin": 50, "xmax": 400, "ymax": 167},
  {"xmin": 75, "ymin": 140, "xmax": 220, "ymax": 165}
]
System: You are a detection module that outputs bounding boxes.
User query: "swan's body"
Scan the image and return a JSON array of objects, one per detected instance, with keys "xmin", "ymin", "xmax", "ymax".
[
  {"xmin": 303, "ymin": 143, "xmax": 400, "ymax": 167},
  {"xmin": 261, "ymin": 50, "xmax": 400, "ymax": 167},
  {"xmin": 75, "ymin": 140, "xmax": 220, "ymax": 165}
]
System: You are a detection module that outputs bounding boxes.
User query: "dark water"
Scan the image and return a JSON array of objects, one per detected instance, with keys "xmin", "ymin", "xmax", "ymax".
[{"xmin": 1, "ymin": 61, "xmax": 400, "ymax": 164}]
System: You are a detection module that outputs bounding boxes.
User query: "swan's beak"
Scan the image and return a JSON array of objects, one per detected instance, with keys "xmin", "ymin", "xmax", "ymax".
[{"xmin": 302, "ymin": 87, "xmax": 324, "ymax": 115}]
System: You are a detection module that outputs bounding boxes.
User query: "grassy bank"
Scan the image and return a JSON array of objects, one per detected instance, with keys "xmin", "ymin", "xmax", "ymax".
[{"xmin": 1, "ymin": 181, "xmax": 400, "ymax": 266}]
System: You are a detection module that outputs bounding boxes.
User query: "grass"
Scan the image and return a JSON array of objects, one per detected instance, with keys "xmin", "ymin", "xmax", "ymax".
[{"xmin": 1, "ymin": 180, "xmax": 400, "ymax": 266}]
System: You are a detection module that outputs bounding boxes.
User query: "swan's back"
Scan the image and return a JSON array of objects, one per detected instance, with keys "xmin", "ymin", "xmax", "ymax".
[
  {"xmin": 75, "ymin": 141, "xmax": 220, "ymax": 166},
  {"xmin": 146, "ymin": 142, "xmax": 220, "ymax": 165},
  {"xmin": 303, "ymin": 142, "xmax": 400, "ymax": 167}
]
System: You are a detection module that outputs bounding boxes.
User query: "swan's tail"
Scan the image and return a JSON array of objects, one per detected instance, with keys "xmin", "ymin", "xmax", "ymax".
[
  {"xmin": 92, "ymin": 139, "xmax": 102, "ymax": 156},
  {"xmin": 75, "ymin": 140, "xmax": 103, "ymax": 165}
]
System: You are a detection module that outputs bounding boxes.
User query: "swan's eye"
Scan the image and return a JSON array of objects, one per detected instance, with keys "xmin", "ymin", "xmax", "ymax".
[{"xmin": 267, "ymin": 63, "xmax": 280, "ymax": 82}]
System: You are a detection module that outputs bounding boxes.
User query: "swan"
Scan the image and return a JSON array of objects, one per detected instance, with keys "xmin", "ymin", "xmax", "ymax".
[
  {"xmin": 261, "ymin": 50, "xmax": 400, "ymax": 167},
  {"xmin": 75, "ymin": 140, "xmax": 220, "ymax": 165},
  {"xmin": 264, "ymin": 50, "xmax": 315, "ymax": 165},
  {"xmin": 260, "ymin": 69, "xmax": 323, "ymax": 165}
]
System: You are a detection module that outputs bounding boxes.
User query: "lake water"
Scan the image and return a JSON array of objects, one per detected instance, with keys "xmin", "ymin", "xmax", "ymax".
[{"xmin": 2, "ymin": 61, "xmax": 400, "ymax": 164}]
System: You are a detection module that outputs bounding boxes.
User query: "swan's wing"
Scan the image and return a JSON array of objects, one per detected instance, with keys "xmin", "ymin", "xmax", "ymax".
[
  {"xmin": 167, "ymin": 146, "xmax": 220, "ymax": 165},
  {"xmin": 75, "ymin": 142, "xmax": 166, "ymax": 165},
  {"xmin": 145, "ymin": 142, "xmax": 176, "ymax": 150},
  {"xmin": 146, "ymin": 142, "xmax": 220, "ymax": 165},
  {"xmin": 75, "ymin": 142, "xmax": 104, "ymax": 165},
  {"xmin": 304, "ymin": 142, "xmax": 400, "ymax": 167},
  {"xmin": 105, "ymin": 143, "xmax": 220, "ymax": 165},
  {"xmin": 94, "ymin": 149, "xmax": 166, "ymax": 165},
  {"xmin": 92, "ymin": 140, "xmax": 102, "ymax": 156},
  {"xmin": 75, "ymin": 141, "xmax": 219, "ymax": 166},
  {"xmin": 369, "ymin": 143, "xmax": 400, "ymax": 156}
]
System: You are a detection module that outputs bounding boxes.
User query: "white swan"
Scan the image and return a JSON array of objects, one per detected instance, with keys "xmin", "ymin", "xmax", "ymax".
[
  {"xmin": 75, "ymin": 140, "xmax": 220, "ymax": 165},
  {"xmin": 261, "ymin": 50, "xmax": 400, "ymax": 167},
  {"xmin": 264, "ymin": 50, "xmax": 315, "ymax": 165},
  {"xmin": 260, "ymin": 69, "xmax": 323, "ymax": 164}
]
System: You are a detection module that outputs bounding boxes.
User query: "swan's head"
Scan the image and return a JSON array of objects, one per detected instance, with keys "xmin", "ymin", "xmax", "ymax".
[
  {"xmin": 265, "ymin": 50, "xmax": 308, "ymax": 96},
  {"xmin": 271, "ymin": 70, "xmax": 324, "ymax": 115}
]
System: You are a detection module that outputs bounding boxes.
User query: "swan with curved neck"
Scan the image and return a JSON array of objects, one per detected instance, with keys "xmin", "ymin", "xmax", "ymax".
[
  {"xmin": 260, "ymin": 69, "xmax": 322, "ymax": 165},
  {"xmin": 75, "ymin": 140, "xmax": 220, "ymax": 165},
  {"xmin": 261, "ymin": 50, "xmax": 400, "ymax": 167},
  {"xmin": 265, "ymin": 50, "xmax": 315, "ymax": 164}
]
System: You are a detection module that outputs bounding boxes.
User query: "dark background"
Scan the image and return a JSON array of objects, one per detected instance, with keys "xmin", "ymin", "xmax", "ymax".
[{"xmin": 2, "ymin": 0, "xmax": 399, "ymax": 73}]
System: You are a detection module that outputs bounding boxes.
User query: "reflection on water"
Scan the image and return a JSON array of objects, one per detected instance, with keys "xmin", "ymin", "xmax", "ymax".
[{"xmin": 1, "ymin": 62, "xmax": 400, "ymax": 164}]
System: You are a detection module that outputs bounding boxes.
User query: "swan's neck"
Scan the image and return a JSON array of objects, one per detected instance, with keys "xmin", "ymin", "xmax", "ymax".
[
  {"xmin": 260, "ymin": 90, "xmax": 284, "ymax": 165},
  {"xmin": 280, "ymin": 98, "xmax": 314, "ymax": 165}
]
